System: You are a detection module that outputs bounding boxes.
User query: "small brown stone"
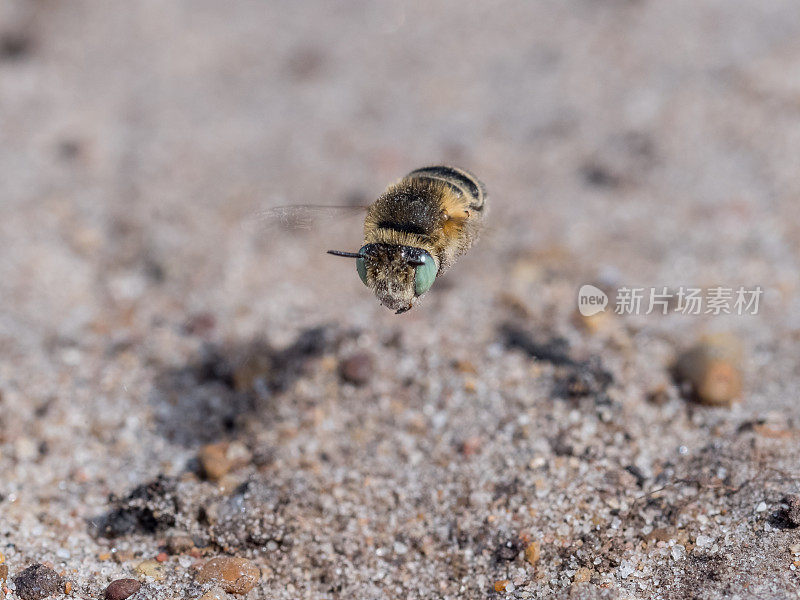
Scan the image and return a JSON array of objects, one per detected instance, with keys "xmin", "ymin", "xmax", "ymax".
[
  {"xmin": 494, "ymin": 579, "xmax": 510, "ymax": 592},
  {"xmin": 198, "ymin": 442, "xmax": 251, "ymax": 482},
  {"xmin": 453, "ymin": 359, "xmax": 477, "ymax": 374},
  {"xmin": 167, "ymin": 534, "xmax": 196, "ymax": 554},
  {"xmin": 104, "ymin": 579, "xmax": 141, "ymax": 600},
  {"xmin": 184, "ymin": 312, "xmax": 216, "ymax": 336},
  {"xmin": 338, "ymin": 352, "xmax": 373, "ymax": 385},
  {"xmin": 524, "ymin": 541, "xmax": 541, "ymax": 565},
  {"xmin": 573, "ymin": 567, "xmax": 593, "ymax": 583},
  {"xmin": 646, "ymin": 384, "xmax": 670, "ymax": 405},
  {"xmin": 112, "ymin": 550, "xmax": 135, "ymax": 564},
  {"xmin": 195, "ymin": 557, "xmax": 260, "ymax": 595},
  {"xmin": 0, "ymin": 564, "xmax": 8, "ymax": 583},
  {"xmin": 674, "ymin": 334, "xmax": 743, "ymax": 406},
  {"xmin": 135, "ymin": 560, "xmax": 166, "ymax": 581},
  {"xmin": 459, "ymin": 436, "xmax": 482, "ymax": 457}
]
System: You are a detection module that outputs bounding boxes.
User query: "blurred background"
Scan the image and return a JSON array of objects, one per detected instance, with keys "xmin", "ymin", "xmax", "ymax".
[
  {"xmin": 1, "ymin": 1, "xmax": 799, "ymax": 598},
  {"xmin": 2, "ymin": 0, "xmax": 799, "ymax": 337}
]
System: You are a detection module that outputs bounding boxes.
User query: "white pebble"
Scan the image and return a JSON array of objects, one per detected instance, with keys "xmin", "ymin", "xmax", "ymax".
[
  {"xmin": 618, "ymin": 560, "xmax": 635, "ymax": 578},
  {"xmin": 695, "ymin": 534, "xmax": 713, "ymax": 547}
]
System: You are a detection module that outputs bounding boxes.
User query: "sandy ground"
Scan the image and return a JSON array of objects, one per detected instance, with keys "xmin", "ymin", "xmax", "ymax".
[{"xmin": 1, "ymin": 1, "xmax": 800, "ymax": 599}]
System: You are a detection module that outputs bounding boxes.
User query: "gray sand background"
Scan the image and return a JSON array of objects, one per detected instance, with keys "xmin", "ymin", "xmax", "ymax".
[{"xmin": 1, "ymin": 1, "xmax": 800, "ymax": 598}]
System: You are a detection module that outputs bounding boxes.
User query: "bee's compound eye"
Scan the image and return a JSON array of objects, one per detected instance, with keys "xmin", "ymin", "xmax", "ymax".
[
  {"xmin": 356, "ymin": 257, "xmax": 367, "ymax": 285},
  {"xmin": 413, "ymin": 251, "xmax": 437, "ymax": 296},
  {"xmin": 356, "ymin": 247, "xmax": 368, "ymax": 285}
]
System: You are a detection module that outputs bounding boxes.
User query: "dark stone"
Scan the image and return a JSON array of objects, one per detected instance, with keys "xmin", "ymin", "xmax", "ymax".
[
  {"xmin": 12, "ymin": 564, "xmax": 63, "ymax": 600},
  {"xmin": 494, "ymin": 538, "xmax": 521, "ymax": 562},
  {"xmin": 104, "ymin": 578, "xmax": 141, "ymax": 600},
  {"xmin": 339, "ymin": 352, "xmax": 373, "ymax": 385}
]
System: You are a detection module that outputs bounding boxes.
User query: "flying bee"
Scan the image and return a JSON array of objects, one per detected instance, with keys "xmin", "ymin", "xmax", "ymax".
[{"xmin": 328, "ymin": 165, "xmax": 487, "ymax": 313}]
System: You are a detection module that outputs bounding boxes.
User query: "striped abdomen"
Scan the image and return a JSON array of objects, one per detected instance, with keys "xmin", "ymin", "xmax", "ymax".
[{"xmin": 405, "ymin": 165, "xmax": 487, "ymax": 213}]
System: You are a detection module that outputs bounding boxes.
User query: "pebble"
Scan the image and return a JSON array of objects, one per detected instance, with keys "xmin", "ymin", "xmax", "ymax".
[
  {"xmin": 695, "ymin": 534, "xmax": 713, "ymax": 547},
  {"xmin": 195, "ymin": 557, "xmax": 260, "ymax": 595},
  {"xmin": 104, "ymin": 578, "xmax": 141, "ymax": 600},
  {"xmin": 524, "ymin": 541, "xmax": 540, "ymax": 565},
  {"xmin": 112, "ymin": 551, "xmax": 135, "ymax": 564},
  {"xmin": 167, "ymin": 533, "xmax": 196, "ymax": 554},
  {"xmin": 674, "ymin": 334, "xmax": 742, "ymax": 406},
  {"xmin": 494, "ymin": 579, "xmax": 510, "ymax": 592},
  {"xmin": 184, "ymin": 312, "xmax": 216, "ymax": 336},
  {"xmin": 573, "ymin": 567, "xmax": 593, "ymax": 583},
  {"xmin": 618, "ymin": 559, "xmax": 635, "ymax": 578},
  {"xmin": 198, "ymin": 442, "xmax": 252, "ymax": 482},
  {"xmin": 135, "ymin": 560, "xmax": 166, "ymax": 581},
  {"xmin": 338, "ymin": 352, "xmax": 373, "ymax": 385},
  {"xmin": 453, "ymin": 359, "xmax": 477, "ymax": 374},
  {"xmin": 494, "ymin": 539, "xmax": 520, "ymax": 561},
  {"xmin": 0, "ymin": 564, "xmax": 8, "ymax": 583},
  {"xmin": 646, "ymin": 384, "xmax": 670, "ymax": 405},
  {"xmin": 12, "ymin": 564, "xmax": 63, "ymax": 600}
]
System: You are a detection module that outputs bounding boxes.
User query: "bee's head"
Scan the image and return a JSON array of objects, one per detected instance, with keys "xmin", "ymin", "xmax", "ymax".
[{"xmin": 328, "ymin": 243, "xmax": 438, "ymax": 314}]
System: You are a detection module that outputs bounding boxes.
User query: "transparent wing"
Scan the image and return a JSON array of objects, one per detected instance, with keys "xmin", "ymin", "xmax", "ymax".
[{"xmin": 244, "ymin": 204, "xmax": 369, "ymax": 233}]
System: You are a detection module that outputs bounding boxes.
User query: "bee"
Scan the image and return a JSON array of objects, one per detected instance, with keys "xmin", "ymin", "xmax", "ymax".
[{"xmin": 328, "ymin": 166, "xmax": 487, "ymax": 314}]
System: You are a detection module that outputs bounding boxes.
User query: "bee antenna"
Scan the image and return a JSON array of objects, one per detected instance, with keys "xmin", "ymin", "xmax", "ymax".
[{"xmin": 327, "ymin": 250, "xmax": 363, "ymax": 258}]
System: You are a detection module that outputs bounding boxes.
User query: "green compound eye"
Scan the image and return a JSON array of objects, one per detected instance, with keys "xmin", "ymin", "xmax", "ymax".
[
  {"xmin": 413, "ymin": 251, "xmax": 437, "ymax": 296},
  {"xmin": 356, "ymin": 247, "xmax": 368, "ymax": 285}
]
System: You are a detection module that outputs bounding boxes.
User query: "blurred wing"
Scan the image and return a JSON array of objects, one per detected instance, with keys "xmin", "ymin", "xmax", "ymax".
[{"xmin": 244, "ymin": 205, "xmax": 369, "ymax": 233}]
